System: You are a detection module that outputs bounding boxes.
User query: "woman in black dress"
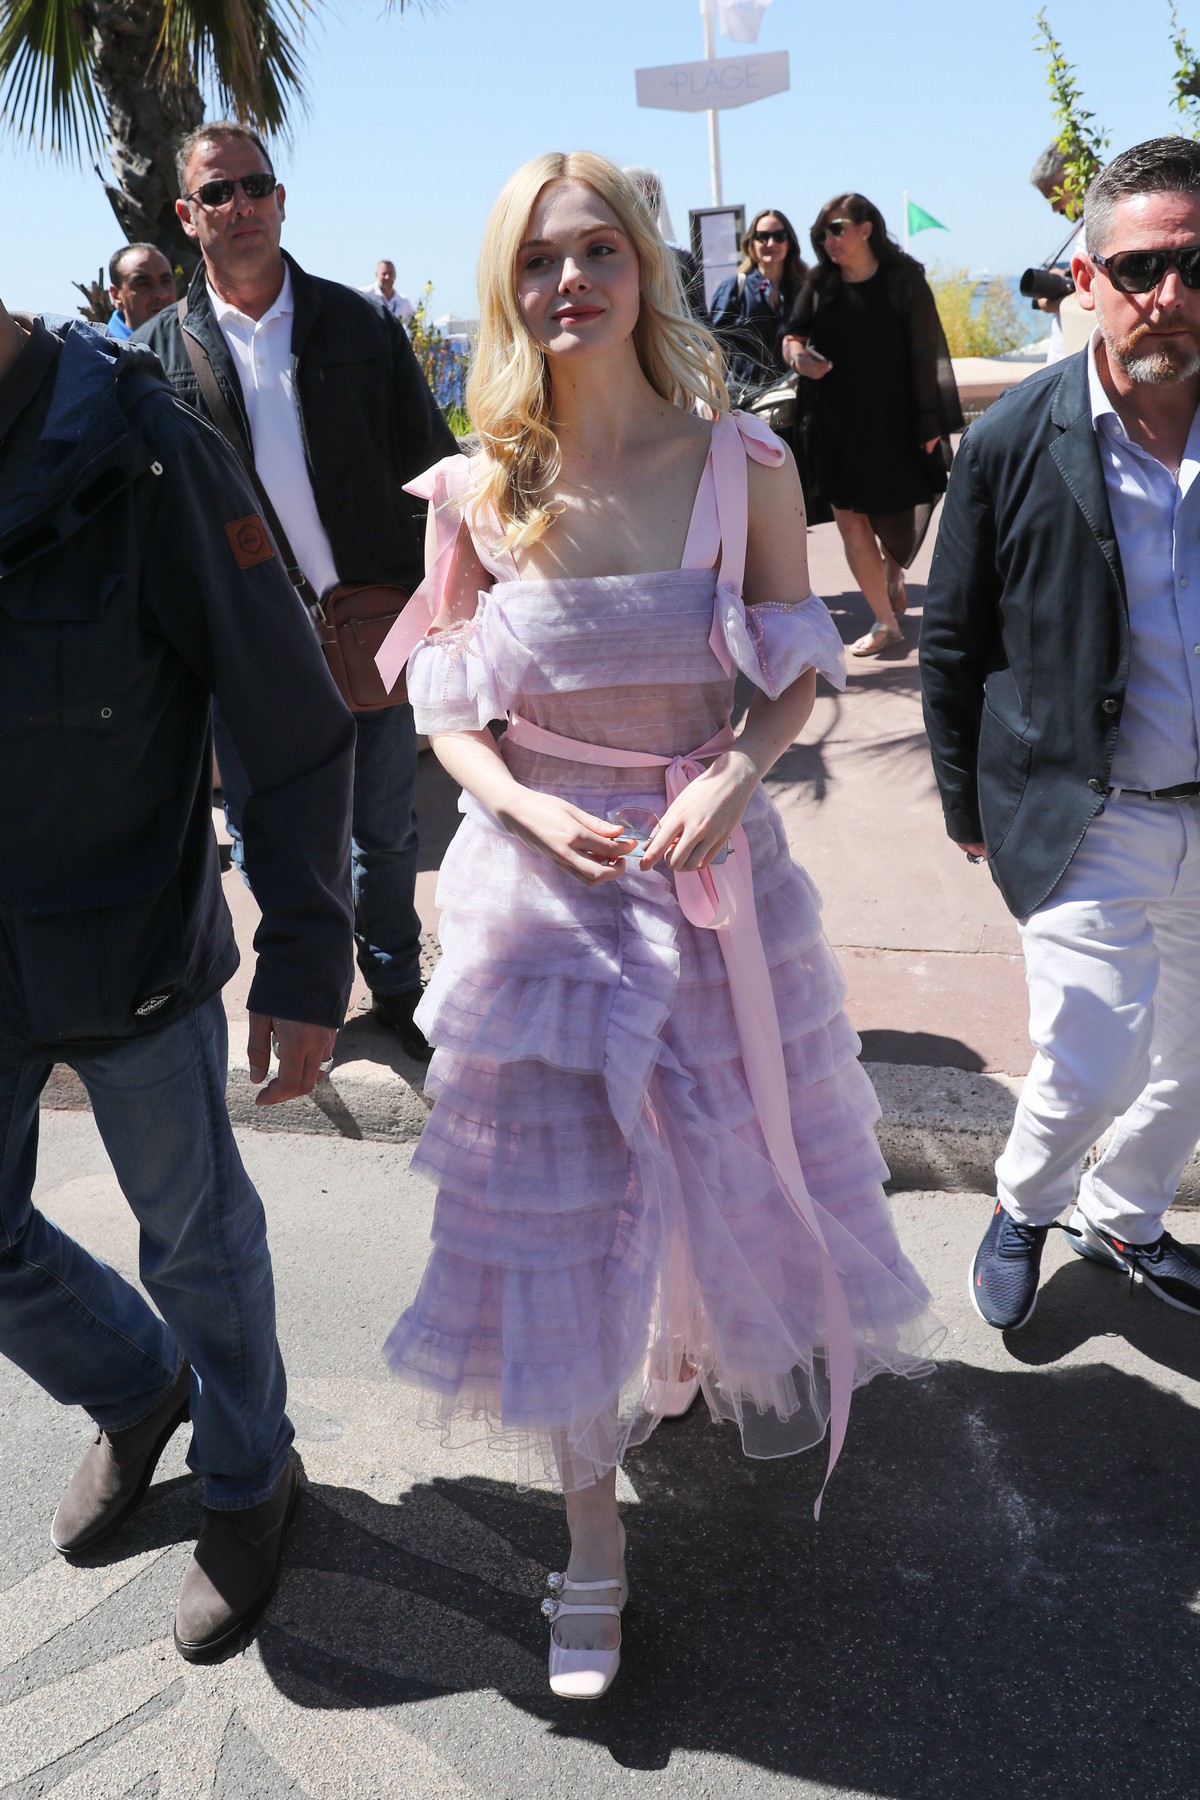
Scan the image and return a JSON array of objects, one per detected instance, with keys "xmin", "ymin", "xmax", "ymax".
[
  {"xmin": 709, "ymin": 207, "xmax": 808, "ymax": 396},
  {"xmin": 781, "ymin": 193, "xmax": 962, "ymax": 657}
]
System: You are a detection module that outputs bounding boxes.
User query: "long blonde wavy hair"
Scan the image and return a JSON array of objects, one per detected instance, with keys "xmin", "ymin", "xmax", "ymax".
[{"xmin": 466, "ymin": 150, "xmax": 729, "ymax": 552}]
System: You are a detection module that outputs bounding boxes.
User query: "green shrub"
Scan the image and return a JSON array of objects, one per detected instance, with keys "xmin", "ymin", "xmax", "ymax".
[
  {"xmin": 407, "ymin": 282, "xmax": 470, "ymax": 427},
  {"xmin": 928, "ymin": 266, "xmax": 1030, "ymax": 358}
]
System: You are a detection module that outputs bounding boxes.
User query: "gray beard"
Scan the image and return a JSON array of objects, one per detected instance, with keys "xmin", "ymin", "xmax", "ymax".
[{"xmin": 1107, "ymin": 334, "xmax": 1200, "ymax": 385}]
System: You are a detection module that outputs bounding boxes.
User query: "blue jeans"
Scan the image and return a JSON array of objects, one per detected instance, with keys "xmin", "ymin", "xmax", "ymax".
[
  {"xmin": 0, "ymin": 996, "xmax": 291, "ymax": 1509},
  {"xmin": 214, "ymin": 701, "xmax": 422, "ymax": 996}
]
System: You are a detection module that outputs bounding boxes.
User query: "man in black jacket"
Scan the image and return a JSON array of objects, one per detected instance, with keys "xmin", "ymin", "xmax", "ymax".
[
  {"xmin": 922, "ymin": 137, "xmax": 1200, "ymax": 1332},
  {"xmin": 0, "ymin": 299, "xmax": 354, "ymax": 1659},
  {"xmin": 138, "ymin": 119, "xmax": 457, "ymax": 1062}
]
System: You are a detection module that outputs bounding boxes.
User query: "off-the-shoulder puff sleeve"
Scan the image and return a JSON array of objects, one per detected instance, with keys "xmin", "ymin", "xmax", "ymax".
[
  {"xmin": 399, "ymin": 460, "xmax": 525, "ymax": 734},
  {"xmin": 708, "ymin": 412, "xmax": 848, "ymax": 696},
  {"xmin": 716, "ymin": 590, "xmax": 848, "ymax": 697},
  {"xmin": 406, "ymin": 605, "xmax": 508, "ymax": 733}
]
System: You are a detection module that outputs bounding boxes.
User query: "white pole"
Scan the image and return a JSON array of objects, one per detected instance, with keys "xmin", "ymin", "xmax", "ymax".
[
  {"xmin": 701, "ymin": 2, "xmax": 723, "ymax": 206},
  {"xmin": 902, "ymin": 189, "xmax": 909, "ymax": 256}
]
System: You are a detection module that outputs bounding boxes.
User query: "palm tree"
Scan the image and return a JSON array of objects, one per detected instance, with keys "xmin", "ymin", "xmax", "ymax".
[{"xmin": 0, "ymin": 0, "xmax": 314, "ymax": 281}]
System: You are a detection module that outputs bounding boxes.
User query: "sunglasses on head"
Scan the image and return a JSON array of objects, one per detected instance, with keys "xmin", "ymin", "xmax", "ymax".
[
  {"xmin": 1091, "ymin": 245, "xmax": 1200, "ymax": 294},
  {"xmin": 184, "ymin": 172, "xmax": 277, "ymax": 208},
  {"xmin": 821, "ymin": 219, "xmax": 856, "ymax": 240},
  {"xmin": 753, "ymin": 228, "xmax": 788, "ymax": 245}
]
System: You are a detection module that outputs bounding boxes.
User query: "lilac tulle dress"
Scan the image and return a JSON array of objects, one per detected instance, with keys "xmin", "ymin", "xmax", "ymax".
[{"xmin": 384, "ymin": 411, "xmax": 939, "ymax": 1493}]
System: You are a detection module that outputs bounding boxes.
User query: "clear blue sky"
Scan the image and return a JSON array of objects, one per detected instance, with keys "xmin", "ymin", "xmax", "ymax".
[{"xmin": 2, "ymin": 0, "xmax": 1195, "ymax": 320}]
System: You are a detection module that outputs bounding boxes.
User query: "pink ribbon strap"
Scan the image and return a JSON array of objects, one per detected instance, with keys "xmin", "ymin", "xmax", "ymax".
[
  {"xmin": 699, "ymin": 412, "xmax": 788, "ymax": 678},
  {"xmin": 375, "ymin": 455, "xmax": 518, "ymax": 697},
  {"xmin": 503, "ymin": 708, "xmax": 856, "ymax": 1517},
  {"xmin": 373, "ymin": 555, "xmax": 439, "ymax": 696}
]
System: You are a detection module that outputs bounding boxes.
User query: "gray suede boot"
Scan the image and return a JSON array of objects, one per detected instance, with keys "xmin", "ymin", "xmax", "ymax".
[
  {"xmin": 51, "ymin": 1362, "xmax": 192, "ymax": 1555},
  {"xmin": 173, "ymin": 1459, "xmax": 298, "ymax": 1662}
]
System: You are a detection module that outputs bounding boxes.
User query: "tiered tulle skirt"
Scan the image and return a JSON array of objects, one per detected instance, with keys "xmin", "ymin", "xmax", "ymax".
[{"xmin": 385, "ymin": 785, "xmax": 940, "ymax": 1490}]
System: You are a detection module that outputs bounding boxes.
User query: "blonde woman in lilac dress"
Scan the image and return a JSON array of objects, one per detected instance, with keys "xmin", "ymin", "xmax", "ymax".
[{"xmin": 380, "ymin": 150, "xmax": 938, "ymax": 1701}]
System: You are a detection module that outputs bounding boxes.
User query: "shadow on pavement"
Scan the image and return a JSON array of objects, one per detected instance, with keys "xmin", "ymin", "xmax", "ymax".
[
  {"xmin": 257, "ymin": 1355, "xmax": 1200, "ymax": 1797},
  {"xmin": 1004, "ymin": 1253, "xmax": 1200, "ymax": 1384},
  {"xmin": 858, "ymin": 1029, "xmax": 985, "ymax": 1071},
  {"xmin": 765, "ymin": 712, "xmax": 933, "ymax": 807}
]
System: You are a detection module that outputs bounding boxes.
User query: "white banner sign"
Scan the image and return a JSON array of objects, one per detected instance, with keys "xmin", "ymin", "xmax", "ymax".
[{"xmin": 635, "ymin": 49, "xmax": 790, "ymax": 114}]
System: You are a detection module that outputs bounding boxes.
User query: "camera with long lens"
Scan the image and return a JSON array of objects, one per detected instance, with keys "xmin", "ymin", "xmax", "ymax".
[{"xmin": 1019, "ymin": 267, "xmax": 1075, "ymax": 303}]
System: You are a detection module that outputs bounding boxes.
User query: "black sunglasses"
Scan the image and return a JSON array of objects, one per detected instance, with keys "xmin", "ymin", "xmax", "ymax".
[
  {"xmin": 753, "ymin": 228, "xmax": 788, "ymax": 245},
  {"xmin": 1092, "ymin": 245, "xmax": 1200, "ymax": 294},
  {"xmin": 821, "ymin": 219, "xmax": 855, "ymax": 240},
  {"xmin": 184, "ymin": 172, "xmax": 278, "ymax": 208}
]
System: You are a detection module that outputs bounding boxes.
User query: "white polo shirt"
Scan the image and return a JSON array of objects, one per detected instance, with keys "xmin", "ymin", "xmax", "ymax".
[{"xmin": 208, "ymin": 268, "xmax": 339, "ymax": 598}]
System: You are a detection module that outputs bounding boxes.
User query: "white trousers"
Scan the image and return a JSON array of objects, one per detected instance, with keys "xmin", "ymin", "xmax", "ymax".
[{"xmin": 997, "ymin": 793, "xmax": 1200, "ymax": 1243}]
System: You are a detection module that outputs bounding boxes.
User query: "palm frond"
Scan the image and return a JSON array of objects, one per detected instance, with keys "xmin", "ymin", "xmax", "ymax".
[
  {"xmin": 157, "ymin": 0, "xmax": 310, "ymax": 136},
  {"xmin": 0, "ymin": 0, "xmax": 104, "ymax": 161}
]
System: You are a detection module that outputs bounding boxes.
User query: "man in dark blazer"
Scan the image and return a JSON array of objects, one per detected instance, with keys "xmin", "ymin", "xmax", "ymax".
[
  {"xmin": 922, "ymin": 137, "xmax": 1200, "ymax": 1330},
  {"xmin": 138, "ymin": 120, "xmax": 456, "ymax": 1064}
]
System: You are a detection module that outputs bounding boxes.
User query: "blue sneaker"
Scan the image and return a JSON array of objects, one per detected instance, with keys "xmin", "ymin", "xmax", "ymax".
[
  {"xmin": 969, "ymin": 1199, "xmax": 1051, "ymax": 1330},
  {"xmin": 1064, "ymin": 1207, "xmax": 1200, "ymax": 1315}
]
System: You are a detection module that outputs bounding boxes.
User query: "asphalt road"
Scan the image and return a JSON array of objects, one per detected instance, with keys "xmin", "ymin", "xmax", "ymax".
[{"xmin": 4, "ymin": 1114, "xmax": 1200, "ymax": 1799}]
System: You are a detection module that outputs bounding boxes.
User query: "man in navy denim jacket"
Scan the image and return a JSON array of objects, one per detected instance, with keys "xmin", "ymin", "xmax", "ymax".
[{"xmin": 0, "ymin": 298, "xmax": 353, "ymax": 1660}]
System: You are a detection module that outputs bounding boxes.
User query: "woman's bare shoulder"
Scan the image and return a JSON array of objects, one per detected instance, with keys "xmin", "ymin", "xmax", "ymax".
[
  {"xmin": 747, "ymin": 438, "xmax": 805, "ymax": 515},
  {"xmin": 745, "ymin": 441, "xmax": 809, "ymax": 603}
]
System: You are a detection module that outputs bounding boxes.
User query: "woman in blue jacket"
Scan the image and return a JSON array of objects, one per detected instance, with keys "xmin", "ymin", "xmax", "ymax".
[{"xmin": 708, "ymin": 207, "xmax": 808, "ymax": 397}]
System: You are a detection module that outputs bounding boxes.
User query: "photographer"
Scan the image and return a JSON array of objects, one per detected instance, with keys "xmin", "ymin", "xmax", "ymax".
[{"xmin": 1027, "ymin": 143, "xmax": 1083, "ymax": 363}]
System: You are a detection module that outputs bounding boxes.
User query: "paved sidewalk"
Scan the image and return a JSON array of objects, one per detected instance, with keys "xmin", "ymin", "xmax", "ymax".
[
  {"xmin": 6, "ymin": 1113, "xmax": 1200, "ymax": 1799},
  {"xmin": 787, "ymin": 519, "xmax": 1027, "ymax": 1077}
]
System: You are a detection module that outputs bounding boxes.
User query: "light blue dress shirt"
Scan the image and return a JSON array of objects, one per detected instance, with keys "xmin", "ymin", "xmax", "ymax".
[{"xmin": 1089, "ymin": 334, "xmax": 1200, "ymax": 789}]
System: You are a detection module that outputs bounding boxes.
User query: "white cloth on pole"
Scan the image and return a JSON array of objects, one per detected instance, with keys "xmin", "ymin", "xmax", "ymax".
[{"xmin": 716, "ymin": 0, "xmax": 773, "ymax": 43}]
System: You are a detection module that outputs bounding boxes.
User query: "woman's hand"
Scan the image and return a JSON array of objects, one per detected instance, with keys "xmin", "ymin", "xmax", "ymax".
[
  {"xmin": 781, "ymin": 335, "xmax": 831, "ymax": 379},
  {"xmin": 640, "ymin": 751, "xmax": 760, "ymax": 874},
  {"xmin": 497, "ymin": 790, "xmax": 633, "ymax": 886}
]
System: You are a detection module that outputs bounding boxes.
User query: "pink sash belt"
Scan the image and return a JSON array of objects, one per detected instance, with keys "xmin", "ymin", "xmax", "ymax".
[{"xmin": 504, "ymin": 710, "xmax": 856, "ymax": 1516}]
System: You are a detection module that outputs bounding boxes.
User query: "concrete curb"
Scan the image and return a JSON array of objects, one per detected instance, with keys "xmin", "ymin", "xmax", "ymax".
[
  {"xmin": 41, "ymin": 1052, "xmax": 1200, "ymax": 1208},
  {"xmin": 869, "ymin": 1063, "xmax": 1022, "ymax": 1196},
  {"xmin": 40, "ymin": 1018, "xmax": 434, "ymax": 1146},
  {"xmin": 870, "ymin": 1062, "xmax": 1200, "ymax": 1207}
]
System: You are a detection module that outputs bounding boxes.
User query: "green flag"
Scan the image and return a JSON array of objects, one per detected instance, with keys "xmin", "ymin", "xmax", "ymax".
[{"xmin": 907, "ymin": 199, "xmax": 948, "ymax": 235}]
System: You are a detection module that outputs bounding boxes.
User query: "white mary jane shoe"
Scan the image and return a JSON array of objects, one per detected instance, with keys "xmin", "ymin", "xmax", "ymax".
[{"xmin": 543, "ymin": 1522, "xmax": 628, "ymax": 1701}]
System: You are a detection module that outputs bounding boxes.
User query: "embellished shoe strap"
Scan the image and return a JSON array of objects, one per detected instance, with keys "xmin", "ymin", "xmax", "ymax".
[
  {"xmin": 544, "ymin": 1591, "xmax": 623, "ymax": 1642},
  {"xmin": 542, "ymin": 1573, "xmax": 624, "ymax": 1626}
]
